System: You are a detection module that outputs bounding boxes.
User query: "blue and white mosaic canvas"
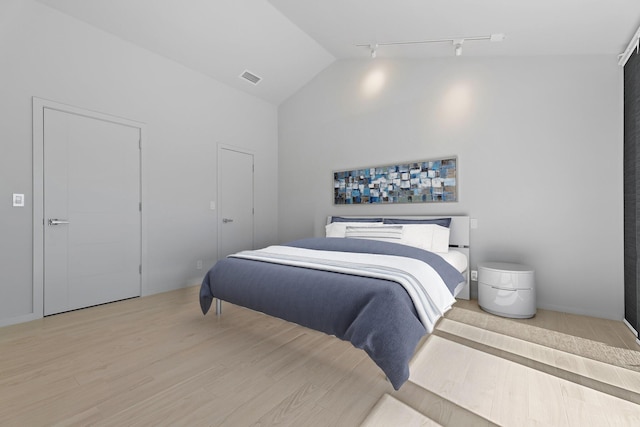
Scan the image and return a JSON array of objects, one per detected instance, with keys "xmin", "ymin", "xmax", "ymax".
[{"xmin": 334, "ymin": 157, "xmax": 457, "ymax": 204}]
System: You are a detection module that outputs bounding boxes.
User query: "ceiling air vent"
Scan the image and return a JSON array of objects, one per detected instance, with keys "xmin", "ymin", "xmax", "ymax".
[{"xmin": 240, "ymin": 70, "xmax": 261, "ymax": 85}]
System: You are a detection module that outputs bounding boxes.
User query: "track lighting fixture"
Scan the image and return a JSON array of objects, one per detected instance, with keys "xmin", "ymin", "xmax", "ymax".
[
  {"xmin": 370, "ymin": 44, "xmax": 378, "ymax": 59},
  {"xmin": 357, "ymin": 33, "xmax": 505, "ymax": 58},
  {"xmin": 453, "ymin": 39, "xmax": 463, "ymax": 57}
]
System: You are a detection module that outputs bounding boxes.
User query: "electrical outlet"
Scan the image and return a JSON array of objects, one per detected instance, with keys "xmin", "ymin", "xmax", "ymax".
[
  {"xmin": 470, "ymin": 270, "xmax": 478, "ymax": 281},
  {"xmin": 196, "ymin": 260, "xmax": 203, "ymax": 270}
]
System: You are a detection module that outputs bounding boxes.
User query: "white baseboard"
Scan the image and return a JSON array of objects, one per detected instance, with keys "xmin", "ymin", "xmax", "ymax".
[{"xmin": 0, "ymin": 312, "xmax": 41, "ymax": 328}]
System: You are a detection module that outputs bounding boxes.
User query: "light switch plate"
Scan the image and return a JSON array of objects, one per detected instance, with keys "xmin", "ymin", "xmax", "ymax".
[{"xmin": 13, "ymin": 193, "xmax": 24, "ymax": 207}]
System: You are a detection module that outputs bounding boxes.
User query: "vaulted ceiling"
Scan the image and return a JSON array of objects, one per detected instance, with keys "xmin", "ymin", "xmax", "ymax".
[{"xmin": 35, "ymin": 0, "xmax": 640, "ymax": 105}]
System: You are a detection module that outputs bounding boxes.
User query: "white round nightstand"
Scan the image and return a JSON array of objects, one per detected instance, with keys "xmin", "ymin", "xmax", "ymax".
[{"xmin": 477, "ymin": 262, "xmax": 536, "ymax": 319}]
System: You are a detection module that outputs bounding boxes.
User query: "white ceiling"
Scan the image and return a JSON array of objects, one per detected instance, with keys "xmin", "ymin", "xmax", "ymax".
[
  {"xmin": 270, "ymin": 0, "xmax": 640, "ymax": 59},
  {"xmin": 35, "ymin": 0, "xmax": 640, "ymax": 105},
  {"xmin": 34, "ymin": 0, "xmax": 335, "ymax": 105}
]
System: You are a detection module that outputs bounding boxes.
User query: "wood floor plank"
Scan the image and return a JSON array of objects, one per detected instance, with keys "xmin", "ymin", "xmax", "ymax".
[
  {"xmin": 436, "ymin": 317, "xmax": 640, "ymax": 396},
  {"xmin": 411, "ymin": 336, "xmax": 640, "ymax": 426},
  {"xmin": 361, "ymin": 394, "xmax": 443, "ymax": 426}
]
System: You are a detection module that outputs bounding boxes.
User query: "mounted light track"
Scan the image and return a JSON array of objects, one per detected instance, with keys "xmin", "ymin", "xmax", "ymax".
[{"xmin": 357, "ymin": 33, "xmax": 505, "ymax": 58}]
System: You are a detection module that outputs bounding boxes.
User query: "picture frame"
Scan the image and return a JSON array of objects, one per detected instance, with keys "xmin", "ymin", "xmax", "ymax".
[{"xmin": 333, "ymin": 156, "xmax": 457, "ymax": 205}]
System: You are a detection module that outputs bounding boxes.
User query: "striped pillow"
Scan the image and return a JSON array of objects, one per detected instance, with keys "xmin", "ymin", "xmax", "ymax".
[
  {"xmin": 344, "ymin": 225, "xmax": 404, "ymax": 242},
  {"xmin": 326, "ymin": 222, "xmax": 383, "ymax": 238}
]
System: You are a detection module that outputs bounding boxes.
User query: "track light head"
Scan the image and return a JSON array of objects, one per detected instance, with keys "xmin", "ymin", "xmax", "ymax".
[
  {"xmin": 453, "ymin": 39, "xmax": 464, "ymax": 57},
  {"xmin": 370, "ymin": 44, "xmax": 378, "ymax": 59}
]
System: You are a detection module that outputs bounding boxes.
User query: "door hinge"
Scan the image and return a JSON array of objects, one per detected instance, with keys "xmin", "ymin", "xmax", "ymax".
[
  {"xmin": 139, "ymin": 136, "xmax": 142, "ymax": 150},
  {"xmin": 139, "ymin": 265, "xmax": 142, "ymax": 274},
  {"xmin": 139, "ymin": 202, "xmax": 142, "ymax": 212}
]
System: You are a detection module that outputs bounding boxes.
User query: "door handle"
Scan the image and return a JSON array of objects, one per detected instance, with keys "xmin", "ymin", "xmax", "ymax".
[
  {"xmin": 222, "ymin": 218, "xmax": 234, "ymax": 223},
  {"xmin": 48, "ymin": 219, "xmax": 70, "ymax": 226}
]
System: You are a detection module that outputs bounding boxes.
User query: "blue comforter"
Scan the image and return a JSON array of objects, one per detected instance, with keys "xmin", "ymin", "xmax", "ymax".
[{"xmin": 200, "ymin": 237, "xmax": 464, "ymax": 390}]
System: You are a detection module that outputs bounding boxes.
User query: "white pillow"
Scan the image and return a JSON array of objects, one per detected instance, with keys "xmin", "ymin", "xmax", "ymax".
[
  {"xmin": 401, "ymin": 224, "xmax": 450, "ymax": 253},
  {"xmin": 325, "ymin": 222, "xmax": 383, "ymax": 238},
  {"xmin": 345, "ymin": 225, "xmax": 404, "ymax": 242}
]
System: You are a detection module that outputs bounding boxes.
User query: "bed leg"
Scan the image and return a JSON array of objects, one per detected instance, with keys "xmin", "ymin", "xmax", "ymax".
[{"xmin": 215, "ymin": 298, "xmax": 222, "ymax": 316}]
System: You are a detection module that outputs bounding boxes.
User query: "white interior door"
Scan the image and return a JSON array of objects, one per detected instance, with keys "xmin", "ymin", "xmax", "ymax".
[
  {"xmin": 218, "ymin": 147, "xmax": 254, "ymax": 259},
  {"xmin": 44, "ymin": 108, "xmax": 141, "ymax": 315}
]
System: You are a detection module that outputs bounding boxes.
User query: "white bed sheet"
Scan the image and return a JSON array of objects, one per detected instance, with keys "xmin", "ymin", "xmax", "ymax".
[{"xmin": 438, "ymin": 249, "xmax": 468, "ymax": 274}]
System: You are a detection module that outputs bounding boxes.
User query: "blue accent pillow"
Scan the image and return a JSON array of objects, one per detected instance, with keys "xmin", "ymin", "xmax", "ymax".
[
  {"xmin": 330, "ymin": 216, "xmax": 383, "ymax": 223},
  {"xmin": 383, "ymin": 217, "xmax": 452, "ymax": 228}
]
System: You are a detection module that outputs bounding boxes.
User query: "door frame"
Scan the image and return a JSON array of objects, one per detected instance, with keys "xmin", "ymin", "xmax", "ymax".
[
  {"xmin": 32, "ymin": 97, "xmax": 147, "ymax": 319},
  {"xmin": 217, "ymin": 143, "xmax": 255, "ymax": 260}
]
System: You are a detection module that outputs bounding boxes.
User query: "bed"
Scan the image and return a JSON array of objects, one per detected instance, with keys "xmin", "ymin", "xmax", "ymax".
[{"xmin": 199, "ymin": 216, "xmax": 470, "ymax": 390}]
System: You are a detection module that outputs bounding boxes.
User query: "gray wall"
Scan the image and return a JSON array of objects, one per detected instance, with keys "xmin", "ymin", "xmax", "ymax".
[
  {"xmin": 278, "ymin": 56, "xmax": 623, "ymax": 320},
  {"xmin": 0, "ymin": 0, "xmax": 278, "ymax": 326}
]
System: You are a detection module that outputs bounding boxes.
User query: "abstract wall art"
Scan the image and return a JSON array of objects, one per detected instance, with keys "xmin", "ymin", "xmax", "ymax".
[{"xmin": 333, "ymin": 157, "xmax": 457, "ymax": 205}]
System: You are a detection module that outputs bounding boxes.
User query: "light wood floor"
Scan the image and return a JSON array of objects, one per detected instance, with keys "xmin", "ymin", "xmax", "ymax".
[
  {"xmin": 453, "ymin": 299, "xmax": 640, "ymax": 351},
  {"xmin": 0, "ymin": 286, "xmax": 638, "ymax": 426}
]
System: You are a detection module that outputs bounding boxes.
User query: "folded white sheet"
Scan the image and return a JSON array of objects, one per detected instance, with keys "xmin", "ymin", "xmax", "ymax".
[{"xmin": 438, "ymin": 249, "xmax": 468, "ymax": 273}]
